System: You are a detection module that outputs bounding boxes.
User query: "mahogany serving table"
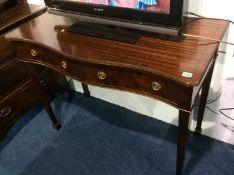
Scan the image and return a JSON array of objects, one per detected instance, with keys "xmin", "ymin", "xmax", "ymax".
[{"xmin": 5, "ymin": 13, "xmax": 228, "ymax": 175}]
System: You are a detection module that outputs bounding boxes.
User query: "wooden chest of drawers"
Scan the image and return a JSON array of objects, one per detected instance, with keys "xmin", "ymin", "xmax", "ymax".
[
  {"xmin": 0, "ymin": 81, "xmax": 37, "ymax": 137},
  {"xmin": 0, "ymin": 38, "xmax": 68, "ymax": 139},
  {"xmin": 0, "ymin": 2, "xmax": 69, "ymax": 140}
]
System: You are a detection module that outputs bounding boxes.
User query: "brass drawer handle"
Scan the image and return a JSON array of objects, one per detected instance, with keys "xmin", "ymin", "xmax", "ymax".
[
  {"xmin": 61, "ymin": 61, "xmax": 67, "ymax": 69},
  {"xmin": 30, "ymin": 49, "xmax": 38, "ymax": 57},
  {"xmin": 97, "ymin": 71, "xmax": 107, "ymax": 80},
  {"xmin": 152, "ymin": 82, "xmax": 161, "ymax": 91},
  {"xmin": 0, "ymin": 106, "xmax": 12, "ymax": 118}
]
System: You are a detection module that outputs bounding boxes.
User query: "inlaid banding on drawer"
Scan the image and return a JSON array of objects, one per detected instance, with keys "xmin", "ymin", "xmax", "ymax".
[
  {"xmin": 14, "ymin": 42, "xmax": 82, "ymax": 81},
  {"xmin": 16, "ymin": 43, "xmax": 45, "ymax": 61},
  {"xmin": 0, "ymin": 81, "xmax": 37, "ymax": 127},
  {"xmin": 80, "ymin": 63, "xmax": 180, "ymax": 106},
  {"xmin": 13, "ymin": 41, "xmax": 181, "ymax": 106}
]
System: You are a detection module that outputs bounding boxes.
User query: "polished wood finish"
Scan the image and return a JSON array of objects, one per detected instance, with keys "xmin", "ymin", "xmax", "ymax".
[
  {"xmin": 5, "ymin": 13, "xmax": 228, "ymax": 175},
  {"xmin": 80, "ymin": 62, "xmax": 181, "ymax": 106},
  {"xmin": 195, "ymin": 54, "xmax": 216, "ymax": 134},
  {"xmin": 177, "ymin": 109, "xmax": 190, "ymax": 175},
  {"xmin": 5, "ymin": 14, "xmax": 228, "ymax": 86},
  {"xmin": 13, "ymin": 42, "xmax": 83, "ymax": 81},
  {"xmin": 0, "ymin": 0, "xmax": 47, "ymax": 34},
  {"xmin": 0, "ymin": 80, "xmax": 38, "ymax": 139}
]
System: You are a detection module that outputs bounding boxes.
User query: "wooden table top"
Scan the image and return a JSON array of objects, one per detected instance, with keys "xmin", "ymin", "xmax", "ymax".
[
  {"xmin": 5, "ymin": 13, "xmax": 228, "ymax": 87},
  {"xmin": 0, "ymin": 2, "xmax": 47, "ymax": 34}
]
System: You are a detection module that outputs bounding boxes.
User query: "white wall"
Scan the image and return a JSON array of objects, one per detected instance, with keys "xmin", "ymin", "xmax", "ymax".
[
  {"xmin": 28, "ymin": 0, "xmax": 234, "ymax": 145},
  {"xmin": 27, "ymin": 0, "xmax": 44, "ymax": 5},
  {"xmin": 188, "ymin": 0, "xmax": 234, "ymax": 145},
  {"xmin": 184, "ymin": 0, "xmax": 234, "ymax": 145}
]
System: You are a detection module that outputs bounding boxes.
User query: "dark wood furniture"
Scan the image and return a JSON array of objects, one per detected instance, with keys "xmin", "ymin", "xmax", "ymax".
[
  {"xmin": 5, "ymin": 13, "xmax": 228, "ymax": 175},
  {"xmin": 0, "ymin": 1, "xmax": 68, "ymax": 139}
]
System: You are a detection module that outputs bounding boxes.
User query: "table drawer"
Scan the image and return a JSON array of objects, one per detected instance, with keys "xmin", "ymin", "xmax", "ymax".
[
  {"xmin": 80, "ymin": 63, "xmax": 180, "ymax": 105},
  {"xmin": 129, "ymin": 71, "xmax": 180, "ymax": 105},
  {"xmin": 0, "ymin": 60, "xmax": 28, "ymax": 97},
  {"xmin": 0, "ymin": 81, "xmax": 37, "ymax": 127},
  {"xmin": 81, "ymin": 63, "xmax": 120, "ymax": 86},
  {"xmin": 14, "ymin": 42, "xmax": 82, "ymax": 81}
]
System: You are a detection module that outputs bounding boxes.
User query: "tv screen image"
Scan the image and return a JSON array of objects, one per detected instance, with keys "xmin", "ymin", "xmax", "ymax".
[
  {"xmin": 45, "ymin": 0, "xmax": 185, "ymax": 40},
  {"xmin": 68, "ymin": 0, "xmax": 170, "ymax": 14}
]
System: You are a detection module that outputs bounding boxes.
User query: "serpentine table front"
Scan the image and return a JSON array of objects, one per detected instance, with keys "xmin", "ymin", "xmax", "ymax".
[{"xmin": 5, "ymin": 12, "xmax": 228, "ymax": 175}]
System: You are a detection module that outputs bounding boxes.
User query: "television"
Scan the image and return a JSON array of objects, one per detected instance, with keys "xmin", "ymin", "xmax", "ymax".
[{"xmin": 45, "ymin": 0, "xmax": 186, "ymax": 42}]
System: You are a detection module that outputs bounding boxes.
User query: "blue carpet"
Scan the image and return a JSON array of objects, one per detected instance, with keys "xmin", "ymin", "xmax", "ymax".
[{"xmin": 0, "ymin": 90, "xmax": 233, "ymax": 175}]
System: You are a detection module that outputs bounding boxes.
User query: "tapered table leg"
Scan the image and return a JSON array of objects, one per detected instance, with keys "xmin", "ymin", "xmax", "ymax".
[
  {"xmin": 23, "ymin": 63, "xmax": 61, "ymax": 130},
  {"xmin": 176, "ymin": 109, "xmax": 190, "ymax": 175},
  {"xmin": 81, "ymin": 83, "xmax": 90, "ymax": 97},
  {"xmin": 195, "ymin": 62, "xmax": 215, "ymax": 135},
  {"xmin": 33, "ymin": 79, "xmax": 61, "ymax": 130}
]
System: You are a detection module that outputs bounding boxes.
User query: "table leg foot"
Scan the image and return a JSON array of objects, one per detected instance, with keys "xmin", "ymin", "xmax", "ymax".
[
  {"xmin": 53, "ymin": 122, "xmax": 61, "ymax": 130},
  {"xmin": 81, "ymin": 83, "xmax": 90, "ymax": 97},
  {"xmin": 176, "ymin": 110, "xmax": 190, "ymax": 175},
  {"xmin": 194, "ymin": 127, "xmax": 202, "ymax": 136},
  {"xmin": 195, "ymin": 61, "xmax": 215, "ymax": 137}
]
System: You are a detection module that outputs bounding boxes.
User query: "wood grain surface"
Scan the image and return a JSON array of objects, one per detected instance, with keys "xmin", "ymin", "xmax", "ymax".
[
  {"xmin": 0, "ymin": 1, "xmax": 47, "ymax": 34},
  {"xmin": 5, "ymin": 13, "xmax": 228, "ymax": 87}
]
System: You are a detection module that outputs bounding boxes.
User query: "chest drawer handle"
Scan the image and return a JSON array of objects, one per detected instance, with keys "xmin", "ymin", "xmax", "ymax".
[
  {"xmin": 0, "ymin": 106, "xmax": 12, "ymax": 118},
  {"xmin": 152, "ymin": 82, "xmax": 161, "ymax": 91},
  {"xmin": 30, "ymin": 49, "xmax": 38, "ymax": 57},
  {"xmin": 61, "ymin": 61, "xmax": 68, "ymax": 69},
  {"xmin": 97, "ymin": 71, "xmax": 107, "ymax": 80}
]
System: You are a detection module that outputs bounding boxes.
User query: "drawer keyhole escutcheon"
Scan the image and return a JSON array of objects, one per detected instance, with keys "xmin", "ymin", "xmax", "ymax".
[
  {"xmin": 97, "ymin": 71, "xmax": 107, "ymax": 80},
  {"xmin": 62, "ymin": 61, "xmax": 67, "ymax": 69},
  {"xmin": 152, "ymin": 82, "xmax": 161, "ymax": 91},
  {"xmin": 30, "ymin": 49, "xmax": 38, "ymax": 57},
  {"xmin": 0, "ymin": 106, "xmax": 12, "ymax": 118}
]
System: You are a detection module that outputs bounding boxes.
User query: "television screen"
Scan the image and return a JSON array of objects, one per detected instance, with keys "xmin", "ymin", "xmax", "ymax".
[
  {"xmin": 65, "ymin": 0, "xmax": 170, "ymax": 14},
  {"xmin": 45, "ymin": 0, "xmax": 185, "ymax": 37}
]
